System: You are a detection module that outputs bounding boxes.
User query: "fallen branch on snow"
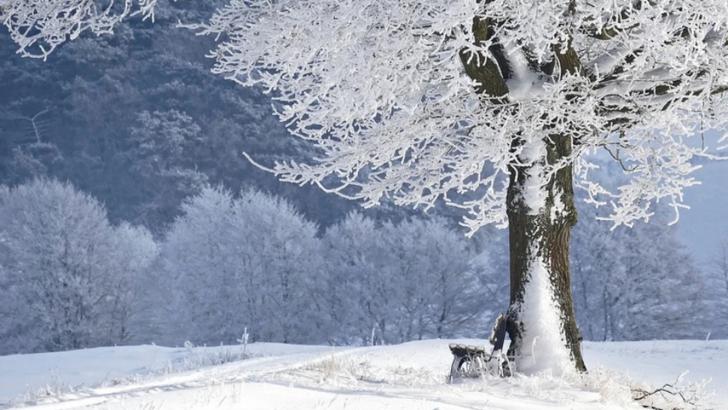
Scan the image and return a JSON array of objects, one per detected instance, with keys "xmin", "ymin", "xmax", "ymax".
[{"xmin": 631, "ymin": 380, "xmax": 702, "ymax": 410}]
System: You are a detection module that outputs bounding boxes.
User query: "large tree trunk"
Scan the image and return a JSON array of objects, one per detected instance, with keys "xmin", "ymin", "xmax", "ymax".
[
  {"xmin": 504, "ymin": 134, "xmax": 586, "ymax": 374},
  {"xmin": 459, "ymin": 9, "xmax": 586, "ymax": 374}
]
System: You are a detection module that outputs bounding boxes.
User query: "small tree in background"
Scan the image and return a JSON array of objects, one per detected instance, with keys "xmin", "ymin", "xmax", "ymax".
[
  {"xmin": 704, "ymin": 239, "xmax": 728, "ymax": 338},
  {"xmin": 108, "ymin": 222, "xmax": 159, "ymax": 343},
  {"xmin": 160, "ymin": 186, "xmax": 323, "ymax": 345},
  {"xmin": 0, "ymin": 179, "xmax": 155, "ymax": 353},
  {"xmin": 323, "ymin": 213, "xmax": 496, "ymax": 344},
  {"xmin": 572, "ymin": 205, "xmax": 702, "ymax": 341}
]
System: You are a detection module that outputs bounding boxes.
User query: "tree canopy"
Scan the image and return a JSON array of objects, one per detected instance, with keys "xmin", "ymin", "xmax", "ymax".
[
  {"xmin": 192, "ymin": 0, "xmax": 728, "ymax": 232},
  {"xmin": 4, "ymin": 1, "xmax": 727, "ymax": 230}
]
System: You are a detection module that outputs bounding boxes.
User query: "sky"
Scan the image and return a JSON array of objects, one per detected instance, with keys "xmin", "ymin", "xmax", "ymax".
[{"xmin": 678, "ymin": 160, "xmax": 728, "ymax": 266}]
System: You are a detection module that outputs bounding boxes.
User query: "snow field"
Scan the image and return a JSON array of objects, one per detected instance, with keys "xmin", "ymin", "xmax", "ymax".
[{"xmin": 1, "ymin": 340, "xmax": 726, "ymax": 410}]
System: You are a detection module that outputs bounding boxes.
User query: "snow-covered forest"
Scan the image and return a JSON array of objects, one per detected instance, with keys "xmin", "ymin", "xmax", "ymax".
[
  {"xmin": 0, "ymin": 177, "xmax": 723, "ymax": 354},
  {"xmin": 2, "ymin": 0, "xmax": 728, "ymax": 409}
]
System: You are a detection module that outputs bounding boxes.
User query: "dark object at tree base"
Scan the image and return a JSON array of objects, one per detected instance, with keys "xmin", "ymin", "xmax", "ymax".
[{"xmin": 448, "ymin": 313, "xmax": 512, "ymax": 382}]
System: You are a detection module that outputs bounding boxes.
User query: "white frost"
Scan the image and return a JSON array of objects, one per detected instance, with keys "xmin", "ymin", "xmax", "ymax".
[
  {"xmin": 502, "ymin": 34, "xmax": 545, "ymax": 101},
  {"xmin": 550, "ymin": 186, "xmax": 565, "ymax": 222},
  {"xmin": 520, "ymin": 138, "xmax": 548, "ymax": 215},
  {"xmin": 1, "ymin": 0, "xmax": 159, "ymax": 59}
]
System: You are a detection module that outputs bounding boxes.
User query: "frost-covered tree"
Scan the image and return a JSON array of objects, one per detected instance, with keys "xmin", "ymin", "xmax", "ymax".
[
  {"xmin": 160, "ymin": 186, "xmax": 323, "ymax": 345},
  {"xmin": 320, "ymin": 214, "xmax": 387, "ymax": 344},
  {"xmin": 194, "ymin": 0, "xmax": 728, "ymax": 373},
  {"xmin": 704, "ymin": 239, "xmax": 728, "ymax": 339},
  {"xmin": 108, "ymin": 222, "xmax": 158, "ymax": 343},
  {"xmin": 712, "ymin": 239, "xmax": 728, "ymax": 301},
  {"xmin": 7, "ymin": 0, "xmax": 728, "ymax": 373},
  {"xmin": 0, "ymin": 0, "xmax": 158, "ymax": 59},
  {"xmin": 323, "ymin": 213, "xmax": 494, "ymax": 344},
  {"xmin": 572, "ymin": 204, "xmax": 702, "ymax": 341},
  {"xmin": 0, "ymin": 179, "xmax": 155, "ymax": 353}
]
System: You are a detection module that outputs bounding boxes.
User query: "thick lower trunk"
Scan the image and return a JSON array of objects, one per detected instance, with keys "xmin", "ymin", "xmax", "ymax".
[{"xmin": 505, "ymin": 135, "xmax": 586, "ymax": 374}]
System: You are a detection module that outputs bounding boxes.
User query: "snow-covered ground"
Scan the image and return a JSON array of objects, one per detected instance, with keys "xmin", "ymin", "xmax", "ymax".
[{"xmin": 1, "ymin": 340, "xmax": 726, "ymax": 410}]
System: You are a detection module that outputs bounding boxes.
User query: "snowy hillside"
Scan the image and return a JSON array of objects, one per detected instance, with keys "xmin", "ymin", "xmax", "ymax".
[{"xmin": 1, "ymin": 340, "xmax": 726, "ymax": 410}]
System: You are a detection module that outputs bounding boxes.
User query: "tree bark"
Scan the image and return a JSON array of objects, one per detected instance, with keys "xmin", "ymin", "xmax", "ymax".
[
  {"xmin": 505, "ymin": 135, "xmax": 587, "ymax": 373},
  {"xmin": 459, "ymin": 9, "xmax": 586, "ymax": 374}
]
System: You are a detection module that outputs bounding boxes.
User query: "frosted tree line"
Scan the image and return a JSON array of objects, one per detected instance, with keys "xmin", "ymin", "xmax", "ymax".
[
  {"xmin": 0, "ymin": 177, "xmax": 722, "ymax": 354},
  {"xmin": 0, "ymin": 179, "xmax": 500, "ymax": 352},
  {"xmin": 147, "ymin": 186, "xmax": 500, "ymax": 346}
]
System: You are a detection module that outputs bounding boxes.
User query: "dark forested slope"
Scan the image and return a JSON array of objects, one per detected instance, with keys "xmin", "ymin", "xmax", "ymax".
[{"xmin": 0, "ymin": 0, "xmax": 359, "ymax": 233}]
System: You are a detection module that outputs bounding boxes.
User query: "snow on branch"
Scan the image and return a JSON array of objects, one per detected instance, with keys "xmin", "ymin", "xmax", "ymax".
[
  {"xmin": 7, "ymin": 0, "xmax": 728, "ymax": 231},
  {"xmin": 632, "ymin": 384, "xmax": 697, "ymax": 409},
  {"xmin": 1, "ymin": 0, "xmax": 159, "ymax": 59},
  {"xmin": 631, "ymin": 374, "xmax": 709, "ymax": 410},
  {"xmin": 189, "ymin": 0, "xmax": 728, "ymax": 232}
]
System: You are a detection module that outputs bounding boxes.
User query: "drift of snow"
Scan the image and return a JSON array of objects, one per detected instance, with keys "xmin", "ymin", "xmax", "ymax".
[
  {"xmin": 1, "ymin": 339, "xmax": 725, "ymax": 410},
  {"xmin": 516, "ymin": 247, "xmax": 574, "ymax": 375}
]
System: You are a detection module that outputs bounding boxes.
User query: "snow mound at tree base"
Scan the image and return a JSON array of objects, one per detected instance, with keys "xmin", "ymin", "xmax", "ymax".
[{"xmin": 1, "ymin": 339, "xmax": 725, "ymax": 409}]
